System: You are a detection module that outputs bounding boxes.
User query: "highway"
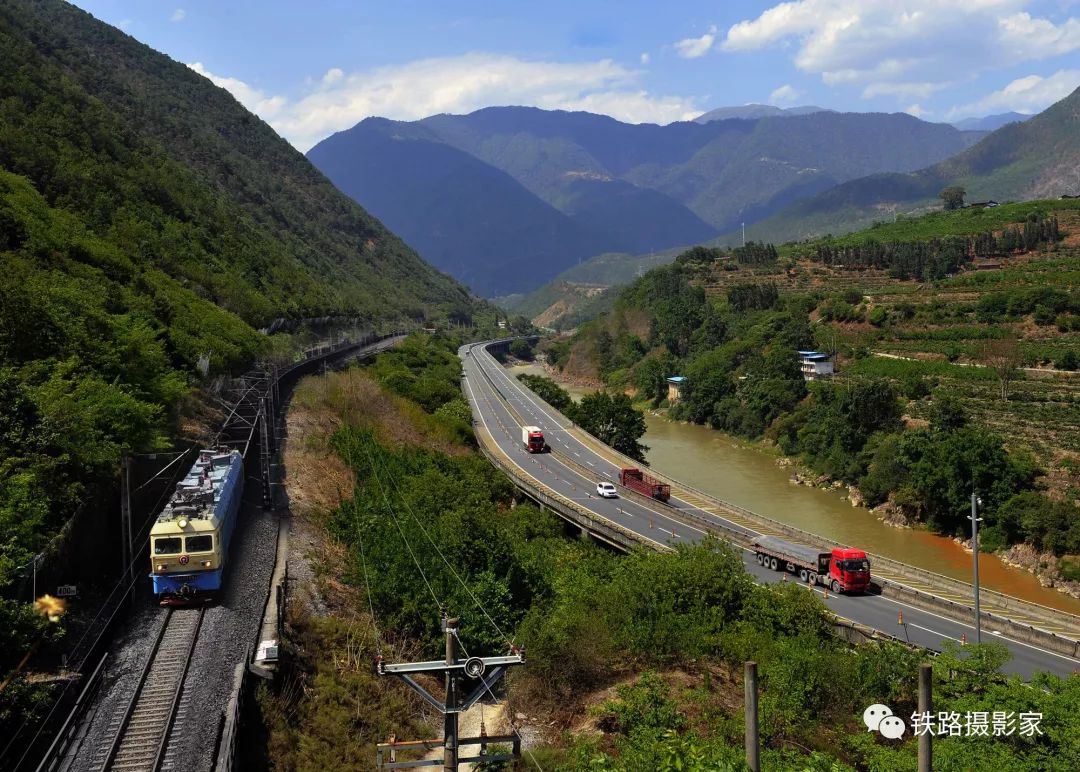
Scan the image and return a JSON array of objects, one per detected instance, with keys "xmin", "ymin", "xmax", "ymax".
[{"xmin": 461, "ymin": 341, "xmax": 1080, "ymax": 680}]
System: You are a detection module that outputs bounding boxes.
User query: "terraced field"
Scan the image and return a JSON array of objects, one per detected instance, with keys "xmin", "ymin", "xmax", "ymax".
[{"xmin": 687, "ymin": 201, "xmax": 1080, "ymax": 497}]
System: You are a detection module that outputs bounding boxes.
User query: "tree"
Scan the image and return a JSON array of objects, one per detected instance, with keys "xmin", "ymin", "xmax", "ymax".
[
  {"xmin": 569, "ymin": 392, "xmax": 649, "ymax": 461},
  {"xmin": 939, "ymin": 186, "xmax": 966, "ymax": 211},
  {"xmin": 929, "ymin": 393, "xmax": 967, "ymax": 432},
  {"xmin": 899, "ymin": 426, "xmax": 1035, "ymax": 534},
  {"xmin": 516, "ymin": 374, "xmax": 572, "ymax": 411},
  {"xmin": 980, "ymin": 336, "xmax": 1023, "ymax": 401},
  {"xmin": 508, "ymin": 338, "xmax": 533, "ymax": 361}
]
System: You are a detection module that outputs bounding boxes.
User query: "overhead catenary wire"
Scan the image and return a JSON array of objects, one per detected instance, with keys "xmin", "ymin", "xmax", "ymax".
[
  {"xmin": 129, "ymin": 446, "xmax": 196, "ymax": 494},
  {"xmin": 1, "ymin": 449, "xmax": 190, "ymax": 768}
]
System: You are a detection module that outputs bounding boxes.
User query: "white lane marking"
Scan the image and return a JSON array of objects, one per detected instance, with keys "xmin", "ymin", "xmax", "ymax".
[
  {"xmin": 464, "ymin": 376, "xmax": 489, "ymax": 434},
  {"xmin": 868, "ymin": 593, "xmax": 1080, "ymax": 664},
  {"xmin": 906, "ymin": 622, "xmax": 959, "ymax": 642},
  {"xmin": 474, "ymin": 351, "xmax": 1077, "ymax": 666}
]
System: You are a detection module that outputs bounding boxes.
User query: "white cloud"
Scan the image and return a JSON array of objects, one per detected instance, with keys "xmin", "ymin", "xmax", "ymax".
[
  {"xmin": 947, "ymin": 69, "xmax": 1080, "ymax": 119},
  {"xmin": 904, "ymin": 103, "xmax": 928, "ymax": 118},
  {"xmin": 769, "ymin": 84, "xmax": 801, "ymax": 104},
  {"xmin": 640, "ymin": 52, "xmax": 651, "ymax": 65},
  {"xmin": 188, "ymin": 63, "xmax": 287, "ymax": 117},
  {"xmin": 861, "ymin": 81, "xmax": 950, "ymax": 100},
  {"xmin": 675, "ymin": 25, "xmax": 717, "ymax": 59},
  {"xmin": 722, "ymin": 1, "xmax": 1080, "ymax": 100},
  {"xmin": 187, "ymin": 54, "xmax": 701, "ymax": 151},
  {"xmin": 170, "ymin": 8, "xmax": 185, "ymax": 23}
]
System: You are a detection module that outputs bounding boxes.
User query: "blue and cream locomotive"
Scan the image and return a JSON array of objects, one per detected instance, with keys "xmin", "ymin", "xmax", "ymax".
[{"xmin": 149, "ymin": 448, "xmax": 243, "ymax": 604}]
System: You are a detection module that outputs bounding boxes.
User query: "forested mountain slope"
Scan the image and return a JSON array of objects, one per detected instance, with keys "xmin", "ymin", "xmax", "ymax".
[
  {"xmin": 0, "ymin": 0, "xmax": 473, "ymax": 328},
  {"xmin": 0, "ymin": 0, "xmax": 477, "ymax": 666}
]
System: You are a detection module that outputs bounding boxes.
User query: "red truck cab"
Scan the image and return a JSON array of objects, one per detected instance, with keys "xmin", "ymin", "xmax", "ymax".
[
  {"xmin": 522, "ymin": 425, "xmax": 547, "ymax": 453},
  {"xmin": 829, "ymin": 548, "xmax": 871, "ymax": 592}
]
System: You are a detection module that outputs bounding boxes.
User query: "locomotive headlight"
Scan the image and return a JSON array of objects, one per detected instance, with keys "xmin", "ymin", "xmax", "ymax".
[
  {"xmin": 178, "ymin": 518, "xmax": 188, "ymax": 529},
  {"xmin": 202, "ymin": 560, "xmax": 212, "ymax": 567},
  {"xmin": 156, "ymin": 564, "xmax": 165, "ymax": 571}
]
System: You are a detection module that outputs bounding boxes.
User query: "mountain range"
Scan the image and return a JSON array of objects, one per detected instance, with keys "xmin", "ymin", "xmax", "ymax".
[
  {"xmin": 742, "ymin": 87, "xmax": 1080, "ymax": 245},
  {"xmin": 950, "ymin": 112, "xmax": 1031, "ymax": 131},
  {"xmin": 693, "ymin": 104, "xmax": 831, "ymax": 122},
  {"xmin": 309, "ymin": 107, "xmax": 985, "ymax": 297}
]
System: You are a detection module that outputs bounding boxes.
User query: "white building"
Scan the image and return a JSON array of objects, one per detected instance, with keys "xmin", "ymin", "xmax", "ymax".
[{"xmin": 797, "ymin": 350, "xmax": 834, "ymax": 380}]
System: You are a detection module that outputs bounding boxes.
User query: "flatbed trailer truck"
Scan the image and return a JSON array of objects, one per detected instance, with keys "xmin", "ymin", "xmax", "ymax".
[
  {"xmin": 753, "ymin": 535, "xmax": 871, "ymax": 594},
  {"xmin": 618, "ymin": 467, "xmax": 671, "ymax": 502}
]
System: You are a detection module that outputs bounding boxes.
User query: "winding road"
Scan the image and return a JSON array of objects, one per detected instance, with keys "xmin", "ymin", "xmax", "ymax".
[{"xmin": 461, "ymin": 341, "xmax": 1080, "ymax": 680}]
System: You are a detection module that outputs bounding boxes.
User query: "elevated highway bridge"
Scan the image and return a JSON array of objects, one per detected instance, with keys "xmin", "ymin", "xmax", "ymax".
[{"xmin": 461, "ymin": 339, "xmax": 1080, "ymax": 680}]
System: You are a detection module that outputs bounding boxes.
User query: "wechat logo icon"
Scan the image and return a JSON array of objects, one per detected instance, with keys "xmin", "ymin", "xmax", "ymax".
[{"xmin": 863, "ymin": 704, "xmax": 906, "ymax": 739}]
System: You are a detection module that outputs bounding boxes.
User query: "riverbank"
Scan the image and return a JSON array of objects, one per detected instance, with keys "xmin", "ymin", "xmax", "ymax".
[{"xmin": 516, "ymin": 361, "xmax": 1080, "ymax": 615}]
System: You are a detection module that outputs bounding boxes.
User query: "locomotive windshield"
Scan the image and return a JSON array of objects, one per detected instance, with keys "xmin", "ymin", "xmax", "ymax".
[
  {"xmin": 186, "ymin": 535, "xmax": 213, "ymax": 553},
  {"xmin": 154, "ymin": 537, "xmax": 182, "ymax": 555}
]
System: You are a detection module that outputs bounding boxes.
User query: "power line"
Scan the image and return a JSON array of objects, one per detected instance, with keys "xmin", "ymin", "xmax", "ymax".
[
  {"xmin": 453, "ymin": 631, "xmax": 542, "ymax": 772},
  {"xmin": 365, "ymin": 430, "xmax": 516, "ymax": 649},
  {"xmin": 352, "ymin": 506, "xmax": 384, "ymax": 652},
  {"xmin": 130, "ymin": 446, "xmax": 195, "ymax": 494},
  {"xmin": 354, "ymin": 440, "xmax": 444, "ymax": 614}
]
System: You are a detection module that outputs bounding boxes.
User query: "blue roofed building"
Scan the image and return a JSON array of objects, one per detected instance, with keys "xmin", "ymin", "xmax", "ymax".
[
  {"xmin": 797, "ymin": 351, "xmax": 834, "ymax": 381},
  {"xmin": 666, "ymin": 376, "xmax": 686, "ymax": 403}
]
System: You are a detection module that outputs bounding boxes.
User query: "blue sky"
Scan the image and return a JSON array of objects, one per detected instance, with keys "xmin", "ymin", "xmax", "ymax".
[{"xmin": 70, "ymin": 1, "xmax": 1080, "ymax": 150}]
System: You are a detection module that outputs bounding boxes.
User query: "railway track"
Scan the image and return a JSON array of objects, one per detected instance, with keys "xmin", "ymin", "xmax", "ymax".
[{"xmin": 96, "ymin": 608, "xmax": 204, "ymax": 772}]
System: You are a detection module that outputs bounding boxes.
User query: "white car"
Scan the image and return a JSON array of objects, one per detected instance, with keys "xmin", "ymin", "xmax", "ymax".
[{"xmin": 596, "ymin": 482, "xmax": 618, "ymax": 498}]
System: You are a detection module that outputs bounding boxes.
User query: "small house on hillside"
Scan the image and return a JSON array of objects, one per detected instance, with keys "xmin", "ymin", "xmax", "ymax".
[
  {"xmin": 797, "ymin": 351, "xmax": 834, "ymax": 381},
  {"xmin": 666, "ymin": 376, "xmax": 686, "ymax": 403}
]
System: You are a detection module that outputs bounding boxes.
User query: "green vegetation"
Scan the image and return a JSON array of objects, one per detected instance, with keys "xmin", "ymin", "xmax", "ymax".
[
  {"xmin": 267, "ymin": 335, "xmax": 1080, "ymax": 771},
  {"xmin": 0, "ymin": 0, "xmax": 473, "ymax": 326},
  {"xmin": 554, "ymin": 201, "xmax": 1080, "ymax": 554},
  {"xmin": 0, "ymin": 0, "xmax": 480, "ymax": 740},
  {"xmin": 811, "ymin": 211, "xmax": 1062, "ymax": 280},
  {"xmin": 516, "ymin": 374, "xmax": 649, "ymax": 461}
]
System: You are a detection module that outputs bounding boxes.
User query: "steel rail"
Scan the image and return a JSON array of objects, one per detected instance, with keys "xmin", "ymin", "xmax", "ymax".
[{"xmin": 98, "ymin": 608, "xmax": 204, "ymax": 772}]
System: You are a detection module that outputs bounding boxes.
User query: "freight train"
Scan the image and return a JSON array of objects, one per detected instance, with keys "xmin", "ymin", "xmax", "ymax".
[{"xmin": 149, "ymin": 448, "xmax": 243, "ymax": 604}]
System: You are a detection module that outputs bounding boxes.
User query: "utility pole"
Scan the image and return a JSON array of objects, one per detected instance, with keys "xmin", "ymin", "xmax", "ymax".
[
  {"xmin": 120, "ymin": 449, "xmax": 133, "ymax": 583},
  {"xmin": 918, "ymin": 663, "xmax": 932, "ymax": 772},
  {"xmin": 741, "ymin": 222, "xmax": 746, "ymax": 247},
  {"xmin": 443, "ymin": 618, "xmax": 459, "ymax": 771},
  {"xmin": 376, "ymin": 615, "xmax": 524, "ymax": 770},
  {"xmin": 744, "ymin": 661, "xmax": 759, "ymax": 772},
  {"xmin": 971, "ymin": 489, "xmax": 983, "ymax": 644},
  {"xmin": 259, "ymin": 395, "xmax": 273, "ymax": 509}
]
